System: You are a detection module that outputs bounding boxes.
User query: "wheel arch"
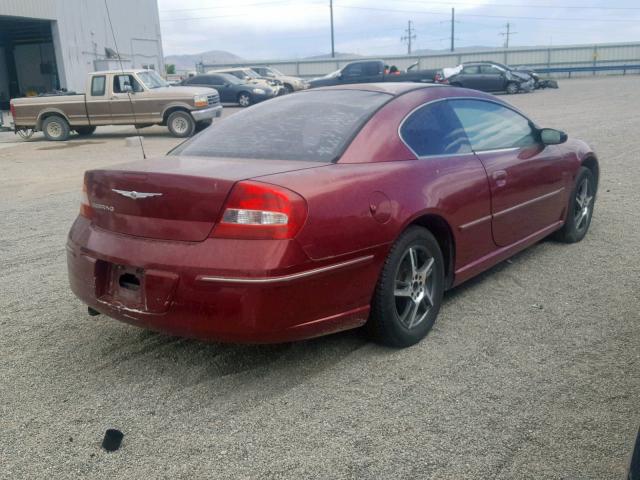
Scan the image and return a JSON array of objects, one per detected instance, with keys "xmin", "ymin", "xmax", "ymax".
[
  {"xmin": 161, "ymin": 104, "xmax": 192, "ymax": 125},
  {"xmin": 581, "ymin": 154, "xmax": 600, "ymax": 190},
  {"xmin": 408, "ymin": 213, "xmax": 456, "ymax": 289},
  {"xmin": 36, "ymin": 109, "xmax": 70, "ymax": 130}
]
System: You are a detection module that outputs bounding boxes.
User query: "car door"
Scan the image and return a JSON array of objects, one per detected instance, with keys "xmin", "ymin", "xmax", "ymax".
[
  {"xmin": 110, "ymin": 74, "xmax": 143, "ymax": 124},
  {"xmin": 456, "ymin": 65, "xmax": 481, "ymax": 89},
  {"xmin": 479, "ymin": 65, "xmax": 506, "ymax": 91},
  {"xmin": 399, "ymin": 99, "xmax": 494, "ymax": 268},
  {"xmin": 340, "ymin": 63, "xmax": 366, "ymax": 83},
  {"xmin": 449, "ymin": 98, "xmax": 568, "ymax": 247},
  {"xmin": 207, "ymin": 75, "xmax": 233, "ymax": 102}
]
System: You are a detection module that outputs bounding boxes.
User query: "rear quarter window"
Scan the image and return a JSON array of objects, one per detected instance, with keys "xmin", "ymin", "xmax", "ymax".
[
  {"xmin": 172, "ymin": 90, "xmax": 392, "ymax": 162},
  {"xmin": 91, "ymin": 76, "xmax": 106, "ymax": 96}
]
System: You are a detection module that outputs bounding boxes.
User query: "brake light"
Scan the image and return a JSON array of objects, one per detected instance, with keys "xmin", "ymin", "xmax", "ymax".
[
  {"xmin": 79, "ymin": 178, "xmax": 93, "ymax": 219},
  {"xmin": 9, "ymin": 100, "xmax": 16, "ymax": 119},
  {"xmin": 212, "ymin": 181, "xmax": 307, "ymax": 239}
]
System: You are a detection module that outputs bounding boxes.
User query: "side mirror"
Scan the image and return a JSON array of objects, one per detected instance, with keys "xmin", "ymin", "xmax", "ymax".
[
  {"xmin": 540, "ymin": 128, "xmax": 568, "ymax": 145},
  {"xmin": 337, "ymin": 72, "xmax": 343, "ymax": 79},
  {"xmin": 122, "ymin": 84, "xmax": 134, "ymax": 93}
]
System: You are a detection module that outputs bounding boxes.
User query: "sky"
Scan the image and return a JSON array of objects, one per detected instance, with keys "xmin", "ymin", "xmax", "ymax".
[{"xmin": 157, "ymin": 0, "xmax": 640, "ymax": 59}]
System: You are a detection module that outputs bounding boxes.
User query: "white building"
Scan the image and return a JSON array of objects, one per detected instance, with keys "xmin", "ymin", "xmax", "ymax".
[{"xmin": 0, "ymin": 0, "xmax": 164, "ymax": 110}]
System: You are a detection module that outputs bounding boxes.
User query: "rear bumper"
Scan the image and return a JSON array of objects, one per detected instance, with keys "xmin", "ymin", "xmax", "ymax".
[
  {"xmin": 191, "ymin": 105, "xmax": 223, "ymax": 122},
  {"xmin": 66, "ymin": 216, "xmax": 381, "ymax": 343}
]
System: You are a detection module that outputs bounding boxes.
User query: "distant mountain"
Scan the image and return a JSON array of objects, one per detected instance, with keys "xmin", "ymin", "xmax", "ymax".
[
  {"xmin": 303, "ymin": 52, "xmax": 362, "ymax": 60},
  {"xmin": 164, "ymin": 50, "xmax": 244, "ymax": 71},
  {"xmin": 412, "ymin": 46, "xmax": 498, "ymax": 55}
]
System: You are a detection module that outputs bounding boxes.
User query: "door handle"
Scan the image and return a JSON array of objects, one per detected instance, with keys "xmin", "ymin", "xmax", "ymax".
[{"xmin": 493, "ymin": 170, "xmax": 507, "ymax": 187}]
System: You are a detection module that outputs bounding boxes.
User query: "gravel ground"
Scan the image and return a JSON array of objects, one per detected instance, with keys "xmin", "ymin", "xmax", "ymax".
[{"xmin": 0, "ymin": 76, "xmax": 638, "ymax": 479}]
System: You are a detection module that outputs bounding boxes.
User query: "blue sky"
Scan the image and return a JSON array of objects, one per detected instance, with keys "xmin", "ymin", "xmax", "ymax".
[{"xmin": 157, "ymin": 0, "xmax": 640, "ymax": 58}]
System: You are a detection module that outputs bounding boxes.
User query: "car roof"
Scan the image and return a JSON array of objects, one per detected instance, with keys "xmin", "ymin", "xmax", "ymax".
[
  {"xmin": 88, "ymin": 69, "xmax": 154, "ymax": 75},
  {"xmin": 311, "ymin": 82, "xmax": 444, "ymax": 96}
]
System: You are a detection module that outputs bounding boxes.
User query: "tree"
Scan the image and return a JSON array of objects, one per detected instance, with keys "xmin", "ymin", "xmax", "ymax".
[{"xmin": 165, "ymin": 64, "xmax": 176, "ymax": 75}]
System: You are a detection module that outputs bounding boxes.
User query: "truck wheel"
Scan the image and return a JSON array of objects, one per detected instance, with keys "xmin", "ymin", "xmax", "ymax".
[
  {"xmin": 506, "ymin": 82, "xmax": 519, "ymax": 94},
  {"xmin": 167, "ymin": 111, "xmax": 196, "ymax": 138},
  {"xmin": 42, "ymin": 115, "xmax": 70, "ymax": 141},
  {"xmin": 75, "ymin": 126, "xmax": 96, "ymax": 136}
]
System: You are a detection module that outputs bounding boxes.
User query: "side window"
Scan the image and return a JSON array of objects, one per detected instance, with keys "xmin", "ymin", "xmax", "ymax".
[
  {"xmin": 343, "ymin": 63, "xmax": 363, "ymax": 77},
  {"xmin": 400, "ymin": 101, "xmax": 472, "ymax": 157},
  {"xmin": 90, "ymin": 76, "xmax": 106, "ymax": 96},
  {"xmin": 113, "ymin": 75, "xmax": 142, "ymax": 93},
  {"xmin": 462, "ymin": 65, "xmax": 479, "ymax": 74},
  {"xmin": 363, "ymin": 62, "xmax": 381, "ymax": 76},
  {"xmin": 209, "ymin": 76, "xmax": 224, "ymax": 86},
  {"xmin": 450, "ymin": 99, "xmax": 537, "ymax": 151},
  {"xmin": 480, "ymin": 65, "xmax": 501, "ymax": 75}
]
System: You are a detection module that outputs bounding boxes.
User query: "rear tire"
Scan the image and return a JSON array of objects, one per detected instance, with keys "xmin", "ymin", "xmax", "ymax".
[
  {"xmin": 75, "ymin": 126, "xmax": 96, "ymax": 136},
  {"xmin": 368, "ymin": 226, "xmax": 445, "ymax": 348},
  {"xmin": 506, "ymin": 82, "xmax": 519, "ymax": 94},
  {"xmin": 167, "ymin": 111, "xmax": 195, "ymax": 138},
  {"xmin": 553, "ymin": 167, "xmax": 596, "ymax": 243},
  {"xmin": 283, "ymin": 84, "xmax": 294, "ymax": 94},
  {"xmin": 42, "ymin": 115, "xmax": 70, "ymax": 141}
]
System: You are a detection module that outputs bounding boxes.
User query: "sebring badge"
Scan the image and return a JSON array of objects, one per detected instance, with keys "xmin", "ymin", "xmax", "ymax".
[{"xmin": 112, "ymin": 189, "xmax": 163, "ymax": 200}]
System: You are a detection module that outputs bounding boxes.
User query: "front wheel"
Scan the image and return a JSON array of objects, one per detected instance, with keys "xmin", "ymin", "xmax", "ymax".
[
  {"xmin": 553, "ymin": 167, "xmax": 596, "ymax": 243},
  {"xmin": 506, "ymin": 82, "xmax": 519, "ymax": 94},
  {"xmin": 368, "ymin": 226, "xmax": 445, "ymax": 348},
  {"xmin": 42, "ymin": 115, "xmax": 70, "ymax": 141},
  {"xmin": 167, "ymin": 111, "xmax": 195, "ymax": 138}
]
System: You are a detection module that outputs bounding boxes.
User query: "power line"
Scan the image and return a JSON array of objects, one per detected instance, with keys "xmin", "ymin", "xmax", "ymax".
[
  {"xmin": 383, "ymin": 0, "xmax": 640, "ymax": 11},
  {"xmin": 331, "ymin": 4, "xmax": 640, "ymax": 23},
  {"xmin": 401, "ymin": 20, "xmax": 416, "ymax": 54}
]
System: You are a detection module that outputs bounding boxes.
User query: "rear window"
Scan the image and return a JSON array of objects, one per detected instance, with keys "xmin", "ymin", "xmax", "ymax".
[
  {"xmin": 91, "ymin": 76, "xmax": 105, "ymax": 96},
  {"xmin": 172, "ymin": 90, "xmax": 391, "ymax": 162}
]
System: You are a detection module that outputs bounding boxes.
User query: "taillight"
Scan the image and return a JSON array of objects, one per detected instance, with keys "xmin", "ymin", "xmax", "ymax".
[
  {"xmin": 212, "ymin": 181, "xmax": 307, "ymax": 240},
  {"xmin": 9, "ymin": 100, "xmax": 16, "ymax": 119},
  {"xmin": 79, "ymin": 178, "xmax": 93, "ymax": 219}
]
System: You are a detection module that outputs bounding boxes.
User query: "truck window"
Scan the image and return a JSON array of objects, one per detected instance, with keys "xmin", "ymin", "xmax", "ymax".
[
  {"xmin": 91, "ymin": 76, "xmax": 106, "ymax": 96},
  {"xmin": 363, "ymin": 62, "xmax": 382, "ymax": 76},
  {"xmin": 342, "ymin": 63, "xmax": 363, "ymax": 77},
  {"xmin": 113, "ymin": 75, "xmax": 143, "ymax": 93}
]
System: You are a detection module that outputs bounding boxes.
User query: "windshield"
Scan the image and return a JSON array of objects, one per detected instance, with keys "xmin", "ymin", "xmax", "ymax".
[
  {"xmin": 268, "ymin": 67, "xmax": 284, "ymax": 76},
  {"xmin": 137, "ymin": 71, "xmax": 168, "ymax": 89},
  {"xmin": 171, "ymin": 90, "xmax": 391, "ymax": 162},
  {"xmin": 244, "ymin": 70, "xmax": 261, "ymax": 79},
  {"xmin": 324, "ymin": 69, "xmax": 341, "ymax": 79}
]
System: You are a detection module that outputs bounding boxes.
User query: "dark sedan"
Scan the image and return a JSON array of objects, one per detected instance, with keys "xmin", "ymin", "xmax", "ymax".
[
  {"xmin": 444, "ymin": 62, "xmax": 534, "ymax": 94},
  {"xmin": 181, "ymin": 73, "xmax": 277, "ymax": 107},
  {"xmin": 68, "ymin": 83, "xmax": 598, "ymax": 347}
]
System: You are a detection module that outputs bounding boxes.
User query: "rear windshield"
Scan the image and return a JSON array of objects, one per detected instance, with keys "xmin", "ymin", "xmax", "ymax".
[{"xmin": 171, "ymin": 90, "xmax": 392, "ymax": 162}]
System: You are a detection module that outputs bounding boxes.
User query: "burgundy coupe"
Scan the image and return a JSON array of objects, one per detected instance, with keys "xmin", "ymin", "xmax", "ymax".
[{"xmin": 67, "ymin": 83, "xmax": 598, "ymax": 347}]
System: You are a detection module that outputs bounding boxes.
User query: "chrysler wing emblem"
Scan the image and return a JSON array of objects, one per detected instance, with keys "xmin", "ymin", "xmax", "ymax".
[{"xmin": 112, "ymin": 189, "xmax": 163, "ymax": 200}]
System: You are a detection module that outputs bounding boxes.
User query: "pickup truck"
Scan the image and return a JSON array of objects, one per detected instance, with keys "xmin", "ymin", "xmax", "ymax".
[
  {"xmin": 10, "ymin": 69, "xmax": 222, "ymax": 141},
  {"xmin": 308, "ymin": 60, "xmax": 440, "ymax": 88}
]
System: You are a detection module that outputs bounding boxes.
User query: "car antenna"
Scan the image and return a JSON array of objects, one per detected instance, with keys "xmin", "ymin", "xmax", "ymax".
[{"xmin": 103, "ymin": 0, "xmax": 147, "ymax": 159}]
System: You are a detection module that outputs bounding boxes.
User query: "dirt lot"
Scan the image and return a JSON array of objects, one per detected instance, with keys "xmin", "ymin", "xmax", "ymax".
[{"xmin": 1, "ymin": 76, "xmax": 638, "ymax": 479}]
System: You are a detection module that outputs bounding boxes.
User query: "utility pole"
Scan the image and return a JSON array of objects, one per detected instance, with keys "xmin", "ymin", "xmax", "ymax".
[
  {"xmin": 330, "ymin": 0, "xmax": 335, "ymax": 58},
  {"xmin": 499, "ymin": 22, "xmax": 517, "ymax": 48},
  {"xmin": 450, "ymin": 8, "xmax": 455, "ymax": 52},
  {"xmin": 401, "ymin": 20, "xmax": 416, "ymax": 55}
]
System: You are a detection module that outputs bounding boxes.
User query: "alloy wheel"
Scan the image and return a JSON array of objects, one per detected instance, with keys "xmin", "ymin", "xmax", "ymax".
[
  {"xmin": 574, "ymin": 178, "xmax": 593, "ymax": 231},
  {"xmin": 394, "ymin": 246, "xmax": 436, "ymax": 329},
  {"xmin": 239, "ymin": 94, "xmax": 251, "ymax": 107},
  {"xmin": 46, "ymin": 121, "xmax": 62, "ymax": 139}
]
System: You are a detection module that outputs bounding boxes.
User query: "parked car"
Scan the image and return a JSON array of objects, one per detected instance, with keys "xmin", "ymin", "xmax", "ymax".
[
  {"xmin": 67, "ymin": 83, "xmax": 599, "ymax": 347},
  {"xmin": 250, "ymin": 66, "xmax": 309, "ymax": 92},
  {"xmin": 308, "ymin": 59, "xmax": 440, "ymax": 88},
  {"xmin": 10, "ymin": 69, "xmax": 222, "ymax": 140},
  {"xmin": 442, "ymin": 62, "xmax": 534, "ymax": 93},
  {"xmin": 209, "ymin": 67, "xmax": 286, "ymax": 96},
  {"xmin": 181, "ymin": 73, "xmax": 277, "ymax": 107}
]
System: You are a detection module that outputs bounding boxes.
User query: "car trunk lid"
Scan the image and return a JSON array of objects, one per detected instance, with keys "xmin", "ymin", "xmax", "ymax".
[{"xmin": 85, "ymin": 156, "xmax": 326, "ymax": 242}]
